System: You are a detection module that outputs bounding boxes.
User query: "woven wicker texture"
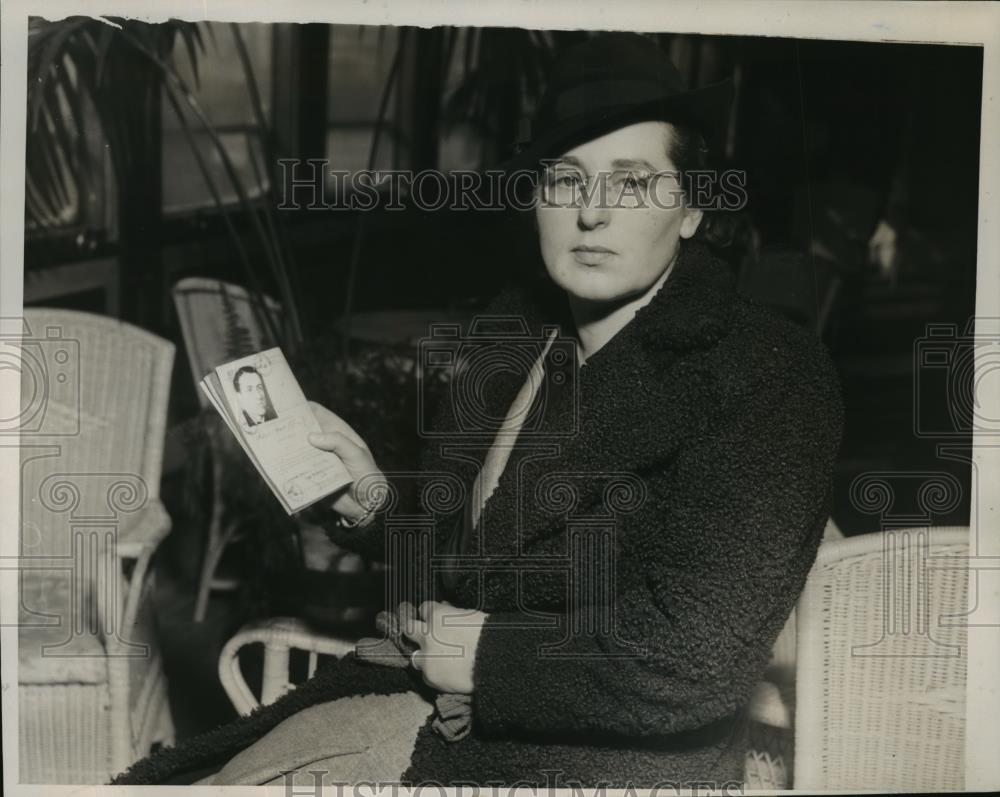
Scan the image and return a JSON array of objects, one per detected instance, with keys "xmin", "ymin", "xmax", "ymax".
[
  {"xmin": 18, "ymin": 683, "xmax": 113, "ymax": 784},
  {"xmin": 794, "ymin": 526, "xmax": 968, "ymax": 791},
  {"xmin": 171, "ymin": 277, "xmax": 286, "ymax": 404},
  {"xmin": 745, "ymin": 721, "xmax": 792, "ymax": 790},
  {"xmin": 17, "ymin": 309, "xmax": 176, "ymax": 783},
  {"xmin": 743, "ymin": 517, "xmax": 845, "ymax": 786}
]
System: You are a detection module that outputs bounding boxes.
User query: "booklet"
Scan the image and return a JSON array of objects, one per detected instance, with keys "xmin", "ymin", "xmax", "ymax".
[{"xmin": 199, "ymin": 347, "xmax": 353, "ymax": 514}]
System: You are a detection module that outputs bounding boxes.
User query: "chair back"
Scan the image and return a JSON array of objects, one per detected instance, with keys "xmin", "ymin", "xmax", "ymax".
[
  {"xmin": 15, "ymin": 309, "xmax": 176, "ymax": 783},
  {"xmin": 171, "ymin": 277, "xmax": 286, "ymax": 407},
  {"xmin": 793, "ymin": 526, "xmax": 968, "ymax": 790},
  {"xmin": 19, "ymin": 309, "xmax": 175, "ymax": 555}
]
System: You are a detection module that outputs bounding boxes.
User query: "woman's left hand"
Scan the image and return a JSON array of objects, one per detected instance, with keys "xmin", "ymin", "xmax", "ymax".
[{"xmin": 401, "ymin": 601, "xmax": 489, "ymax": 694}]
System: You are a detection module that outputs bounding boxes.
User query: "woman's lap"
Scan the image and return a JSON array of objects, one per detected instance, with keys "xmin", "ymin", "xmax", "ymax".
[{"xmin": 211, "ymin": 690, "xmax": 435, "ymax": 785}]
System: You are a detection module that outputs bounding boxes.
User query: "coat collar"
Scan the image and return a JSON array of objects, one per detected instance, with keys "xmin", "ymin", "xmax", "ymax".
[
  {"xmin": 576, "ymin": 240, "xmax": 736, "ymax": 377},
  {"xmin": 433, "ymin": 239, "xmax": 740, "ymax": 460},
  {"xmin": 446, "ymin": 242, "xmax": 740, "ymax": 561}
]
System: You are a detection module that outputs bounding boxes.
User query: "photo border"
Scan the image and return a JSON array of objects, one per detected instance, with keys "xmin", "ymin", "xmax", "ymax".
[{"xmin": 2, "ymin": 1, "xmax": 998, "ymax": 793}]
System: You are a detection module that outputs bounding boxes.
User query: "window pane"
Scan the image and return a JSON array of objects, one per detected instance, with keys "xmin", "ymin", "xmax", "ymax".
[
  {"xmin": 327, "ymin": 25, "xmax": 399, "ymax": 124},
  {"xmin": 165, "ymin": 22, "xmax": 272, "ymax": 129},
  {"xmin": 162, "ymin": 22, "xmax": 273, "ymax": 215},
  {"xmin": 438, "ymin": 29, "xmax": 486, "ymax": 171},
  {"xmin": 326, "ymin": 25, "xmax": 402, "ymax": 177},
  {"xmin": 325, "ymin": 127, "xmax": 398, "ymax": 176},
  {"xmin": 162, "ymin": 130, "xmax": 266, "ymax": 215}
]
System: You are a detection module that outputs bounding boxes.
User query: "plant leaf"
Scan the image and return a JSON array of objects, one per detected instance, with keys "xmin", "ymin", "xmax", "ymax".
[
  {"xmin": 191, "ymin": 22, "xmax": 206, "ymax": 54},
  {"xmin": 94, "ymin": 23, "xmax": 114, "ymax": 86},
  {"xmin": 51, "ymin": 57, "xmax": 93, "ymax": 184},
  {"xmin": 42, "ymin": 79, "xmax": 83, "ymax": 204},
  {"xmin": 29, "ymin": 17, "xmax": 89, "ymax": 131},
  {"xmin": 202, "ymin": 19, "xmax": 218, "ymax": 50},
  {"xmin": 177, "ymin": 25, "xmax": 201, "ymax": 89}
]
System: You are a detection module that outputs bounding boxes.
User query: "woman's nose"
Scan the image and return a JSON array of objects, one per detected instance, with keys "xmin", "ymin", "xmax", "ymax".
[{"xmin": 576, "ymin": 181, "xmax": 611, "ymax": 230}]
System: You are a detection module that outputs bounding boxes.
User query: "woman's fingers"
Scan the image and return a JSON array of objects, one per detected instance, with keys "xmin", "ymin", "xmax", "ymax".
[
  {"xmin": 418, "ymin": 600, "xmax": 439, "ymax": 623},
  {"xmin": 398, "ymin": 601, "xmax": 429, "ymax": 644},
  {"xmin": 307, "ymin": 430, "xmax": 373, "ymax": 474},
  {"xmin": 308, "ymin": 401, "xmax": 368, "ymax": 448},
  {"xmin": 305, "ymin": 402, "xmax": 390, "ymax": 525},
  {"xmin": 327, "ymin": 486, "xmax": 364, "ymax": 520},
  {"xmin": 308, "ymin": 426, "xmax": 389, "ymax": 523}
]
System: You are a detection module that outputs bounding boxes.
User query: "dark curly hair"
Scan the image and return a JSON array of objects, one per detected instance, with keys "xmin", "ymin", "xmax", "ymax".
[{"xmin": 664, "ymin": 122, "xmax": 738, "ymax": 250}]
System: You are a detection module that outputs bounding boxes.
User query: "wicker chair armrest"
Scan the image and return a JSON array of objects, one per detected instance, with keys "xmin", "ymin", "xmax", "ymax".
[
  {"xmin": 219, "ymin": 617, "xmax": 357, "ymax": 716},
  {"xmin": 110, "ymin": 499, "xmax": 171, "ymax": 637}
]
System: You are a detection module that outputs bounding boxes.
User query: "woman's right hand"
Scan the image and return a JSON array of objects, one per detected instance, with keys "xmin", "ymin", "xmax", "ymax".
[{"xmin": 307, "ymin": 401, "xmax": 388, "ymax": 527}]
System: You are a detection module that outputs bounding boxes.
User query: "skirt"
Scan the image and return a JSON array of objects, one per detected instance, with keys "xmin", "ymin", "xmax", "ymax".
[{"xmin": 207, "ymin": 690, "xmax": 435, "ymax": 786}]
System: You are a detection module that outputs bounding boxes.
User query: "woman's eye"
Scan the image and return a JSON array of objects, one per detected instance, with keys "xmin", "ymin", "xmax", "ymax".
[{"xmin": 555, "ymin": 173, "xmax": 583, "ymax": 187}]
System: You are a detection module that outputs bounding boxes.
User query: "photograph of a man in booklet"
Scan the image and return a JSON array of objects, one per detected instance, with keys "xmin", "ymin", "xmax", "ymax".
[{"xmin": 200, "ymin": 347, "xmax": 352, "ymax": 514}]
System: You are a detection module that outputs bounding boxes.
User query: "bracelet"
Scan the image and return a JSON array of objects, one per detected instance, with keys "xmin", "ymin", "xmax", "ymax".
[{"xmin": 337, "ymin": 491, "xmax": 385, "ymax": 529}]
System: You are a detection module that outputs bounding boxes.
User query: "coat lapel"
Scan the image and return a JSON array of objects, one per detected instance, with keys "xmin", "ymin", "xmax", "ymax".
[{"xmin": 468, "ymin": 242, "xmax": 739, "ymax": 560}]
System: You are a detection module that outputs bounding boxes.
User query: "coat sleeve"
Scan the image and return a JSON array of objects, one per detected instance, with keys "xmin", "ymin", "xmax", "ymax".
[{"xmin": 470, "ymin": 348, "xmax": 843, "ymax": 738}]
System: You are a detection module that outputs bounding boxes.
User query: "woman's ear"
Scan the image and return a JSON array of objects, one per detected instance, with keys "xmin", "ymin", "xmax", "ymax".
[{"xmin": 679, "ymin": 207, "xmax": 704, "ymax": 239}]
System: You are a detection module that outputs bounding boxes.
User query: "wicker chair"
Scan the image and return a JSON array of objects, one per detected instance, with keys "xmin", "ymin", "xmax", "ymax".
[
  {"xmin": 17, "ymin": 308, "xmax": 175, "ymax": 783},
  {"xmin": 171, "ymin": 277, "xmax": 287, "ymax": 621},
  {"xmin": 793, "ymin": 525, "xmax": 968, "ymax": 791}
]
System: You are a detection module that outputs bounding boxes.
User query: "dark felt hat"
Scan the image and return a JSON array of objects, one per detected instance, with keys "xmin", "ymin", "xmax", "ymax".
[{"xmin": 500, "ymin": 32, "xmax": 734, "ymax": 173}]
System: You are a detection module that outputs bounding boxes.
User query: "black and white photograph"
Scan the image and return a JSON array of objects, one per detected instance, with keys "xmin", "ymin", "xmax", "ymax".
[
  {"xmin": 2, "ymin": 1, "xmax": 998, "ymax": 793},
  {"xmin": 232, "ymin": 365, "xmax": 278, "ymax": 428}
]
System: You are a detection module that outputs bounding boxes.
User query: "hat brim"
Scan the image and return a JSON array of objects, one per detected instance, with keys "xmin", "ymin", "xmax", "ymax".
[{"xmin": 492, "ymin": 78, "xmax": 735, "ymax": 175}]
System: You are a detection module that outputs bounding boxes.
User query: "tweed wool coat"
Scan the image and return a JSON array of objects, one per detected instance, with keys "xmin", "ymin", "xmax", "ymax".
[{"xmin": 113, "ymin": 241, "xmax": 843, "ymax": 788}]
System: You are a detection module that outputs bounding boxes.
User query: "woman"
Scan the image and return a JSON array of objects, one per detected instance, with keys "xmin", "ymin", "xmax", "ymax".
[{"xmin": 115, "ymin": 32, "xmax": 842, "ymax": 788}]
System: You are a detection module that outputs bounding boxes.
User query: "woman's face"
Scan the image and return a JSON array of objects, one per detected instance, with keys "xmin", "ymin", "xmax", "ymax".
[{"xmin": 535, "ymin": 121, "xmax": 703, "ymax": 306}]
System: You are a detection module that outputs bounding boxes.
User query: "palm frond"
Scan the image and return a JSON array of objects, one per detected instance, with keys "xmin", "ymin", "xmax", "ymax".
[
  {"xmin": 93, "ymin": 24, "xmax": 115, "ymax": 86},
  {"xmin": 229, "ymin": 22, "xmax": 304, "ymax": 347},
  {"xmin": 29, "ymin": 19, "xmax": 89, "ymax": 131},
  {"xmin": 26, "ymin": 16, "xmax": 299, "ymax": 348},
  {"xmin": 176, "ymin": 25, "xmax": 203, "ymax": 89},
  {"xmin": 190, "ymin": 22, "xmax": 206, "ymax": 55},
  {"xmin": 202, "ymin": 20, "xmax": 219, "ymax": 50},
  {"xmin": 51, "ymin": 59, "xmax": 92, "ymax": 178},
  {"xmin": 439, "ymin": 26, "xmax": 558, "ymax": 146}
]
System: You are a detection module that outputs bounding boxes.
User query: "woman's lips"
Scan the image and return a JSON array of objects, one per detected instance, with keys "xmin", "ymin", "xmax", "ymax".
[{"xmin": 572, "ymin": 246, "xmax": 615, "ymax": 265}]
